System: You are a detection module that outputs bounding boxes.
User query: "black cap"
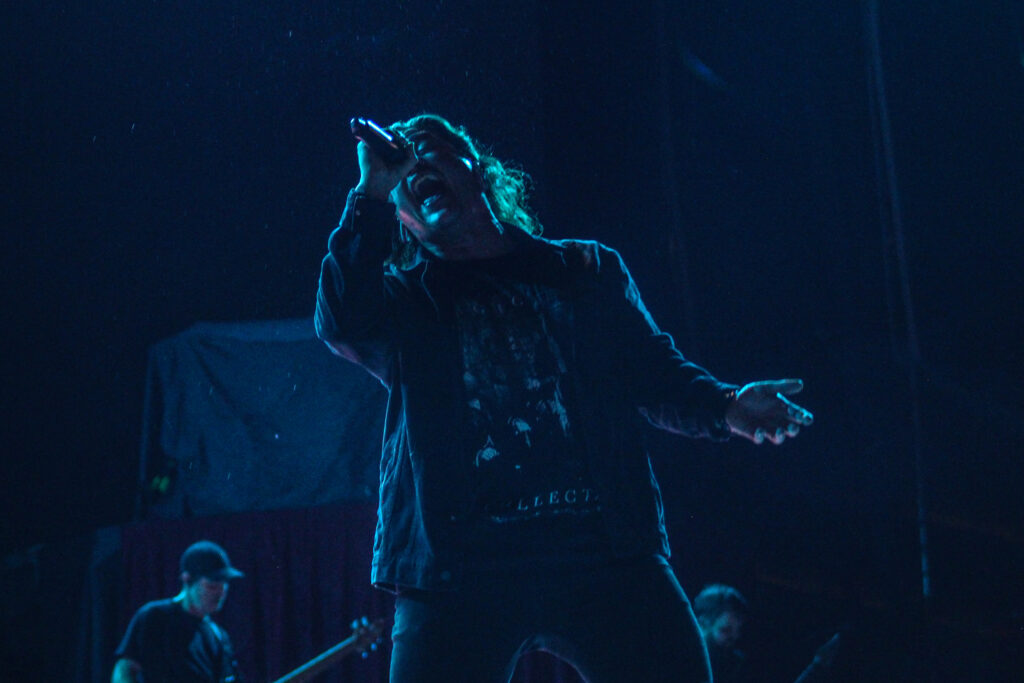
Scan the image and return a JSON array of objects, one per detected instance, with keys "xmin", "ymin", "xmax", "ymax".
[{"xmin": 179, "ymin": 541, "xmax": 245, "ymax": 582}]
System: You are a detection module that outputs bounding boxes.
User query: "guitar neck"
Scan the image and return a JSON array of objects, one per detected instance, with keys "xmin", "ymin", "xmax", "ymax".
[{"xmin": 270, "ymin": 636, "xmax": 361, "ymax": 683}]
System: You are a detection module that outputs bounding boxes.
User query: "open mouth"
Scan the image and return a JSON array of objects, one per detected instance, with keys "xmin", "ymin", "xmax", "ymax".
[{"xmin": 410, "ymin": 170, "xmax": 449, "ymax": 208}]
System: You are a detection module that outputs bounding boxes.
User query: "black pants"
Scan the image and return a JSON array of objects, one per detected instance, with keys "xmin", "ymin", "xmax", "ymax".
[{"xmin": 389, "ymin": 555, "xmax": 712, "ymax": 683}]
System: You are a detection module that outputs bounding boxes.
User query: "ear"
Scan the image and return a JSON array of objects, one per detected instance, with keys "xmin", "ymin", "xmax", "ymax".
[{"xmin": 180, "ymin": 571, "xmax": 193, "ymax": 585}]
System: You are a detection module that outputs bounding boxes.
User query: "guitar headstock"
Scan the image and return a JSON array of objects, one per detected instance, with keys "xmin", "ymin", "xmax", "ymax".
[{"xmin": 348, "ymin": 616, "xmax": 387, "ymax": 657}]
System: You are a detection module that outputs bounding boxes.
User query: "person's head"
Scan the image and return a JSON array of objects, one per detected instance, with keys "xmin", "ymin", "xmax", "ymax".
[
  {"xmin": 386, "ymin": 114, "xmax": 541, "ymax": 264},
  {"xmin": 177, "ymin": 540, "xmax": 244, "ymax": 617},
  {"xmin": 693, "ymin": 584, "xmax": 749, "ymax": 650}
]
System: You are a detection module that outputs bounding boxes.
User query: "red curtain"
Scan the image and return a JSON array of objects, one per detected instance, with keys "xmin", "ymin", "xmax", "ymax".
[{"xmin": 116, "ymin": 502, "xmax": 580, "ymax": 682}]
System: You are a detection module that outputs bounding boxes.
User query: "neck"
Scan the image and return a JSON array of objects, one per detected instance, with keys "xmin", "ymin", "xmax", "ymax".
[
  {"xmin": 431, "ymin": 226, "xmax": 518, "ymax": 261},
  {"xmin": 426, "ymin": 201, "xmax": 520, "ymax": 261},
  {"xmin": 174, "ymin": 589, "xmax": 204, "ymax": 618}
]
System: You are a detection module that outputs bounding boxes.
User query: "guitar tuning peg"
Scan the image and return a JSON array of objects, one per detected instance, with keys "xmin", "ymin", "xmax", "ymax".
[
  {"xmin": 361, "ymin": 616, "xmax": 369, "ymax": 626},
  {"xmin": 370, "ymin": 642, "xmax": 378, "ymax": 651},
  {"xmin": 361, "ymin": 651, "xmax": 369, "ymax": 659},
  {"xmin": 350, "ymin": 619, "xmax": 359, "ymax": 629}
]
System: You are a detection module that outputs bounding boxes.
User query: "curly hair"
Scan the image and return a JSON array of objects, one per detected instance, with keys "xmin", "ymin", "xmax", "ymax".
[{"xmin": 386, "ymin": 114, "xmax": 542, "ymax": 266}]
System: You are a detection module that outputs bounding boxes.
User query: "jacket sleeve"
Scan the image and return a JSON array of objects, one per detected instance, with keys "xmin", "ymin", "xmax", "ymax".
[
  {"xmin": 594, "ymin": 243, "xmax": 738, "ymax": 440},
  {"xmin": 314, "ymin": 190, "xmax": 399, "ymax": 384}
]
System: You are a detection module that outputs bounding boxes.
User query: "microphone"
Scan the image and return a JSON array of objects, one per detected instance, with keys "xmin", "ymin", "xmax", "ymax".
[{"xmin": 350, "ymin": 117, "xmax": 410, "ymax": 165}]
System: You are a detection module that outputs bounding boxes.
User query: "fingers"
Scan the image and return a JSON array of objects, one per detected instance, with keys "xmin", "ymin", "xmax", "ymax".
[
  {"xmin": 734, "ymin": 379, "xmax": 813, "ymax": 445},
  {"xmin": 782, "ymin": 398, "xmax": 814, "ymax": 425},
  {"xmin": 360, "ymin": 140, "xmax": 418, "ymax": 176},
  {"xmin": 752, "ymin": 427, "xmax": 788, "ymax": 445},
  {"xmin": 772, "ymin": 378, "xmax": 804, "ymax": 395},
  {"xmin": 751, "ymin": 424, "xmax": 800, "ymax": 446},
  {"xmin": 356, "ymin": 141, "xmax": 418, "ymax": 200}
]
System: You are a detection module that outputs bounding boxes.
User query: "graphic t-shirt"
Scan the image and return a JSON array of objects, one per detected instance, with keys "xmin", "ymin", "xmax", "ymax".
[{"xmin": 451, "ymin": 253, "xmax": 608, "ymax": 568}]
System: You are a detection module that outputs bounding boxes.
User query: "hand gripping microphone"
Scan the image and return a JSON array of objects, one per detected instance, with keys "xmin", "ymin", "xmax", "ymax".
[{"xmin": 350, "ymin": 117, "xmax": 410, "ymax": 165}]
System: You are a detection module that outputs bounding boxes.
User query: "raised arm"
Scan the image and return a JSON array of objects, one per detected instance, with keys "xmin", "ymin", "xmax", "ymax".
[{"xmin": 314, "ymin": 137, "xmax": 418, "ymax": 382}]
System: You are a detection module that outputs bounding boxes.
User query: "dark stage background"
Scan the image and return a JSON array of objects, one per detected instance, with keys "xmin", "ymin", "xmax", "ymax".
[{"xmin": 3, "ymin": 1, "xmax": 1022, "ymax": 681}]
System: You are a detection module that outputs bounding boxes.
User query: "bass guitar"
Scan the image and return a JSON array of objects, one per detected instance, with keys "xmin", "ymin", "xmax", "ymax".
[{"xmin": 270, "ymin": 616, "xmax": 387, "ymax": 683}]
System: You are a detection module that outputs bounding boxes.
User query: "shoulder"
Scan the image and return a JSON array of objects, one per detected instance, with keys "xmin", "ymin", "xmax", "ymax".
[
  {"xmin": 530, "ymin": 236, "xmax": 626, "ymax": 274},
  {"xmin": 133, "ymin": 598, "xmax": 176, "ymax": 620},
  {"xmin": 117, "ymin": 600, "xmax": 175, "ymax": 659}
]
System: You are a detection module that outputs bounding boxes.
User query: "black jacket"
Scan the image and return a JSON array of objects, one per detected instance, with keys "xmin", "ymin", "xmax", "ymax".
[{"xmin": 315, "ymin": 191, "xmax": 737, "ymax": 591}]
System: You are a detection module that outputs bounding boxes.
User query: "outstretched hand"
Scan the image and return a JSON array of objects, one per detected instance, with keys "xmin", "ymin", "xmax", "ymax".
[{"xmin": 725, "ymin": 379, "xmax": 813, "ymax": 445}]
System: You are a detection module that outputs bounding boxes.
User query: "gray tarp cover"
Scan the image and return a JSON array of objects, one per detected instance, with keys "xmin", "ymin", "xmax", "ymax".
[{"xmin": 140, "ymin": 318, "xmax": 385, "ymax": 518}]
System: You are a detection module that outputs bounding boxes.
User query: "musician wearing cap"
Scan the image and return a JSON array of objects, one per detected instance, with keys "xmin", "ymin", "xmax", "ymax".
[{"xmin": 112, "ymin": 540, "xmax": 245, "ymax": 683}]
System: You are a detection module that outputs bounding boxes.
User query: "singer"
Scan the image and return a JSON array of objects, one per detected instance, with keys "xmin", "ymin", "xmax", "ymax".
[{"xmin": 315, "ymin": 114, "xmax": 813, "ymax": 682}]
